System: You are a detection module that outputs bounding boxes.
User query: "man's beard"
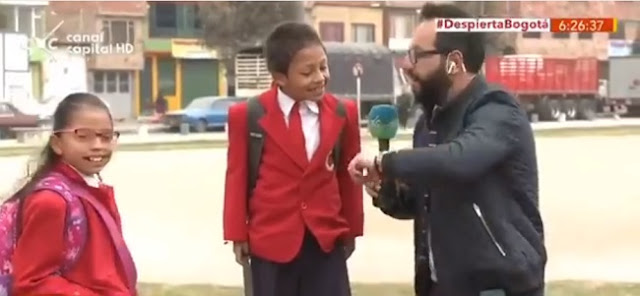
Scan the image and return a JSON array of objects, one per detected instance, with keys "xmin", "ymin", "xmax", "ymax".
[{"xmin": 412, "ymin": 65, "xmax": 452, "ymax": 110}]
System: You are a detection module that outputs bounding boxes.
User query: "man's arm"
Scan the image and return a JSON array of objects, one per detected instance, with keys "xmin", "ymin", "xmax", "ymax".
[
  {"xmin": 223, "ymin": 103, "xmax": 250, "ymax": 242},
  {"xmin": 337, "ymin": 100, "xmax": 364, "ymax": 238},
  {"xmin": 381, "ymin": 99, "xmax": 524, "ymax": 182},
  {"xmin": 374, "ymin": 179, "xmax": 415, "ymax": 220}
]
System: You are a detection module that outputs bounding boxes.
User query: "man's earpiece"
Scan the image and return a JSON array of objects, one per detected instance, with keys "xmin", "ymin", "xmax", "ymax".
[{"xmin": 447, "ymin": 61, "xmax": 456, "ymax": 75}]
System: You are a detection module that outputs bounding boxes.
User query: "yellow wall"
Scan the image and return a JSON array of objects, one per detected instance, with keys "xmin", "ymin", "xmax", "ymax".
[
  {"xmin": 310, "ymin": 5, "xmax": 384, "ymax": 45},
  {"xmin": 134, "ymin": 70, "xmax": 140, "ymax": 117},
  {"xmin": 145, "ymin": 54, "xmax": 225, "ymax": 112},
  {"xmin": 219, "ymin": 63, "xmax": 227, "ymax": 96}
]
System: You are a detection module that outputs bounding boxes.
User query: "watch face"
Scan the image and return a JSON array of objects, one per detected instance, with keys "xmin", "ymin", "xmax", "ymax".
[{"xmin": 479, "ymin": 290, "xmax": 506, "ymax": 296}]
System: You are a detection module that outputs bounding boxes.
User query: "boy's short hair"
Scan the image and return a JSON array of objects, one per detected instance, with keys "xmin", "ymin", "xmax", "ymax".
[{"xmin": 263, "ymin": 22, "xmax": 323, "ymax": 75}]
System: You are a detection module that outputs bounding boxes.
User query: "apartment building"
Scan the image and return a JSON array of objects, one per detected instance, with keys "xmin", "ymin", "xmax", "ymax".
[
  {"xmin": 307, "ymin": 1, "xmax": 384, "ymax": 45},
  {"xmin": 142, "ymin": 1, "xmax": 223, "ymax": 114},
  {"xmin": 380, "ymin": 1, "xmax": 421, "ymax": 52},
  {"xmin": 0, "ymin": 1, "xmax": 48, "ymax": 103},
  {"xmin": 47, "ymin": 1, "xmax": 147, "ymax": 119}
]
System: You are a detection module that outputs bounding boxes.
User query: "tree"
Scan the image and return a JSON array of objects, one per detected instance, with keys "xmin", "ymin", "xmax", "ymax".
[{"xmin": 198, "ymin": 1, "xmax": 306, "ymax": 95}]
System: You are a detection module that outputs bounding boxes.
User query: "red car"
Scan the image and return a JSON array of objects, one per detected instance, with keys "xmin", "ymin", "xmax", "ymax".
[{"xmin": 0, "ymin": 102, "xmax": 42, "ymax": 139}]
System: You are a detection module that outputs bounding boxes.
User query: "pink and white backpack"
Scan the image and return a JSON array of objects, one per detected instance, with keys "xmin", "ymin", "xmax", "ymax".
[{"xmin": 0, "ymin": 173, "xmax": 88, "ymax": 294}]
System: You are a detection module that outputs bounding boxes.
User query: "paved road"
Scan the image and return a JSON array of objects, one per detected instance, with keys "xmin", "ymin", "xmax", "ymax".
[{"xmin": 0, "ymin": 136, "xmax": 639, "ymax": 285}]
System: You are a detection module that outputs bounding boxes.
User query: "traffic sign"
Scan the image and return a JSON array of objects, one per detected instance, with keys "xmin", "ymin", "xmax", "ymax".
[{"xmin": 352, "ymin": 62, "xmax": 363, "ymax": 77}]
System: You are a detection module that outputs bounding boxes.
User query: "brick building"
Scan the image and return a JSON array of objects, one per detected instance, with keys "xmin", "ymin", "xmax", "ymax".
[
  {"xmin": 306, "ymin": 1, "xmax": 384, "ymax": 45},
  {"xmin": 381, "ymin": 1, "xmax": 421, "ymax": 51},
  {"xmin": 142, "ymin": 1, "xmax": 224, "ymax": 115},
  {"xmin": 47, "ymin": 1, "xmax": 147, "ymax": 119}
]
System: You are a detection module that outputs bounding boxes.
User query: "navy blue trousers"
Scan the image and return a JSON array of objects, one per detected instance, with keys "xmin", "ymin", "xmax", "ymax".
[
  {"xmin": 250, "ymin": 231, "xmax": 351, "ymax": 296},
  {"xmin": 426, "ymin": 284, "xmax": 544, "ymax": 296}
]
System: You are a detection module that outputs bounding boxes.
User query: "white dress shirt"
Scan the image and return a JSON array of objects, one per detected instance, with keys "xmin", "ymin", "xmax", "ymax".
[
  {"xmin": 277, "ymin": 89, "xmax": 320, "ymax": 160},
  {"xmin": 66, "ymin": 163, "xmax": 102, "ymax": 188}
]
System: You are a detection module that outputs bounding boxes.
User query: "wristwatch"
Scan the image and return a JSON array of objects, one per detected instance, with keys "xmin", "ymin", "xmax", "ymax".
[{"xmin": 375, "ymin": 150, "xmax": 394, "ymax": 174}]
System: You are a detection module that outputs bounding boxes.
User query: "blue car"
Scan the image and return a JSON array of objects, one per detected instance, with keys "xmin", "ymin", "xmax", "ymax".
[{"xmin": 163, "ymin": 96, "xmax": 246, "ymax": 132}]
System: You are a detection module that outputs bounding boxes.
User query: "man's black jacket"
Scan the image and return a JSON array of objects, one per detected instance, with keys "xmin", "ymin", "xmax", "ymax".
[{"xmin": 376, "ymin": 77, "xmax": 546, "ymax": 295}]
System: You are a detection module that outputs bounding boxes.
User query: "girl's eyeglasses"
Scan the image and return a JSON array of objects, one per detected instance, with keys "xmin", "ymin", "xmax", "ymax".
[
  {"xmin": 54, "ymin": 128, "xmax": 120, "ymax": 143},
  {"xmin": 407, "ymin": 48, "xmax": 442, "ymax": 64}
]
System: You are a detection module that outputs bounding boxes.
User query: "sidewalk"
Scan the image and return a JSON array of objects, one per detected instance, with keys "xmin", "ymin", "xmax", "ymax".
[
  {"xmin": 1, "ymin": 118, "xmax": 640, "ymax": 152},
  {"xmin": 0, "ymin": 132, "xmax": 228, "ymax": 149}
]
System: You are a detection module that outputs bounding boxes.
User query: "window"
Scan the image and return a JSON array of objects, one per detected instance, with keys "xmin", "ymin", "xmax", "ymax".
[
  {"xmin": 118, "ymin": 71, "xmax": 129, "ymax": 93},
  {"xmin": 93, "ymin": 72, "xmax": 105, "ymax": 93},
  {"xmin": 0, "ymin": 6, "xmax": 43, "ymax": 37},
  {"xmin": 155, "ymin": 2, "xmax": 177, "ymax": 28},
  {"xmin": 0, "ymin": 7, "xmax": 13, "ymax": 30},
  {"xmin": 33, "ymin": 9, "xmax": 44, "ymax": 38},
  {"xmin": 211, "ymin": 99, "xmax": 238, "ymax": 110},
  {"xmin": 319, "ymin": 22, "xmax": 344, "ymax": 42},
  {"xmin": 552, "ymin": 32, "xmax": 570, "ymax": 39},
  {"xmin": 390, "ymin": 14, "xmax": 416, "ymax": 39},
  {"xmin": 522, "ymin": 32, "xmax": 541, "ymax": 39},
  {"xmin": 103, "ymin": 20, "xmax": 134, "ymax": 45},
  {"xmin": 106, "ymin": 72, "xmax": 117, "ymax": 93},
  {"xmin": 578, "ymin": 32, "xmax": 593, "ymax": 40},
  {"xmin": 609, "ymin": 20, "xmax": 625, "ymax": 40},
  {"xmin": 633, "ymin": 39, "xmax": 640, "ymax": 55},
  {"xmin": 192, "ymin": 4, "xmax": 202, "ymax": 29},
  {"xmin": 17, "ymin": 6, "xmax": 31, "ymax": 36},
  {"xmin": 93, "ymin": 71, "xmax": 131, "ymax": 94},
  {"xmin": 352, "ymin": 23, "xmax": 375, "ymax": 43}
]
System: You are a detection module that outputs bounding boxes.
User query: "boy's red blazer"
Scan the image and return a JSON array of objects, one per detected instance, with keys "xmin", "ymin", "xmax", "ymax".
[{"xmin": 223, "ymin": 87, "xmax": 363, "ymax": 263}]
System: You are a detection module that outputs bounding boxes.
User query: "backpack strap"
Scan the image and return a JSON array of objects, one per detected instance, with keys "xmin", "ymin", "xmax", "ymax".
[
  {"xmin": 332, "ymin": 99, "xmax": 347, "ymax": 166},
  {"xmin": 41, "ymin": 173, "xmax": 138, "ymax": 293},
  {"xmin": 246, "ymin": 97, "xmax": 348, "ymax": 196},
  {"xmin": 32, "ymin": 176, "xmax": 88, "ymax": 274},
  {"xmin": 247, "ymin": 97, "xmax": 265, "ymax": 197}
]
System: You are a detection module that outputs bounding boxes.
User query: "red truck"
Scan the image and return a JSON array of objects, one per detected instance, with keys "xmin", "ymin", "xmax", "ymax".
[{"xmin": 484, "ymin": 55, "xmax": 625, "ymax": 121}]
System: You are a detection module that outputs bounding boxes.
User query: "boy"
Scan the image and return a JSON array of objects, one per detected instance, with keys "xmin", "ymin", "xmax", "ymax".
[{"xmin": 223, "ymin": 22, "xmax": 363, "ymax": 296}]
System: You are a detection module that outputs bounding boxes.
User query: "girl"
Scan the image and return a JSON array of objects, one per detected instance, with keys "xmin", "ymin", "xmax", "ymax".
[{"xmin": 8, "ymin": 93, "xmax": 137, "ymax": 295}]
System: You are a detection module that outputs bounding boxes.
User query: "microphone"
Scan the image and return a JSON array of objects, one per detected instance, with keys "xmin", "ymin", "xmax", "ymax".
[
  {"xmin": 367, "ymin": 105, "xmax": 400, "ymax": 211},
  {"xmin": 367, "ymin": 104, "xmax": 399, "ymax": 152}
]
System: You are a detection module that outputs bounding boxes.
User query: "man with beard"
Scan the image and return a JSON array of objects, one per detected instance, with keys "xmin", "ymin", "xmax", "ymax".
[{"xmin": 347, "ymin": 3, "xmax": 546, "ymax": 296}]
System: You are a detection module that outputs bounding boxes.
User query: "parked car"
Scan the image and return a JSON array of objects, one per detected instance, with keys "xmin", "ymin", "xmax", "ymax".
[
  {"xmin": 0, "ymin": 102, "xmax": 43, "ymax": 139},
  {"xmin": 163, "ymin": 96, "xmax": 246, "ymax": 132}
]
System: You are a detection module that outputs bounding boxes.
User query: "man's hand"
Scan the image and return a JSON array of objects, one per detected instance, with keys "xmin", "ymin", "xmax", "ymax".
[
  {"xmin": 348, "ymin": 152, "xmax": 380, "ymax": 184},
  {"xmin": 364, "ymin": 180, "xmax": 381, "ymax": 199},
  {"xmin": 233, "ymin": 241, "xmax": 250, "ymax": 265},
  {"xmin": 343, "ymin": 237, "xmax": 356, "ymax": 260},
  {"xmin": 365, "ymin": 179, "xmax": 409, "ymax": 200}
]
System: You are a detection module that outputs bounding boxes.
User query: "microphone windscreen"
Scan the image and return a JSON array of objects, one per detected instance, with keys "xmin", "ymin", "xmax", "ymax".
[{"xmin": 368, "ymin": 104, "xmax": 399, "ymax": 140}]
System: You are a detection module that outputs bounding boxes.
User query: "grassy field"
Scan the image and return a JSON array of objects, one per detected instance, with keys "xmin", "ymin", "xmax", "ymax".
[{"xmin": 138, "ymin": 281, "xmax": 640, "ymax": 296}]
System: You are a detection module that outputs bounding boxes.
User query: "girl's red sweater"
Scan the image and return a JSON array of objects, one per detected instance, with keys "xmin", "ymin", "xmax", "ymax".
[{"xmin": 12, "ymin": 162, "xmax": 133, "ymax": 295}]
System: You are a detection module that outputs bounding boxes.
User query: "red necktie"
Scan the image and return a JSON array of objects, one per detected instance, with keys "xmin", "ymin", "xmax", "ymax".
[{"xmin": 289, "ymin": 102, "xmax": 308, "ymax": 164}]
